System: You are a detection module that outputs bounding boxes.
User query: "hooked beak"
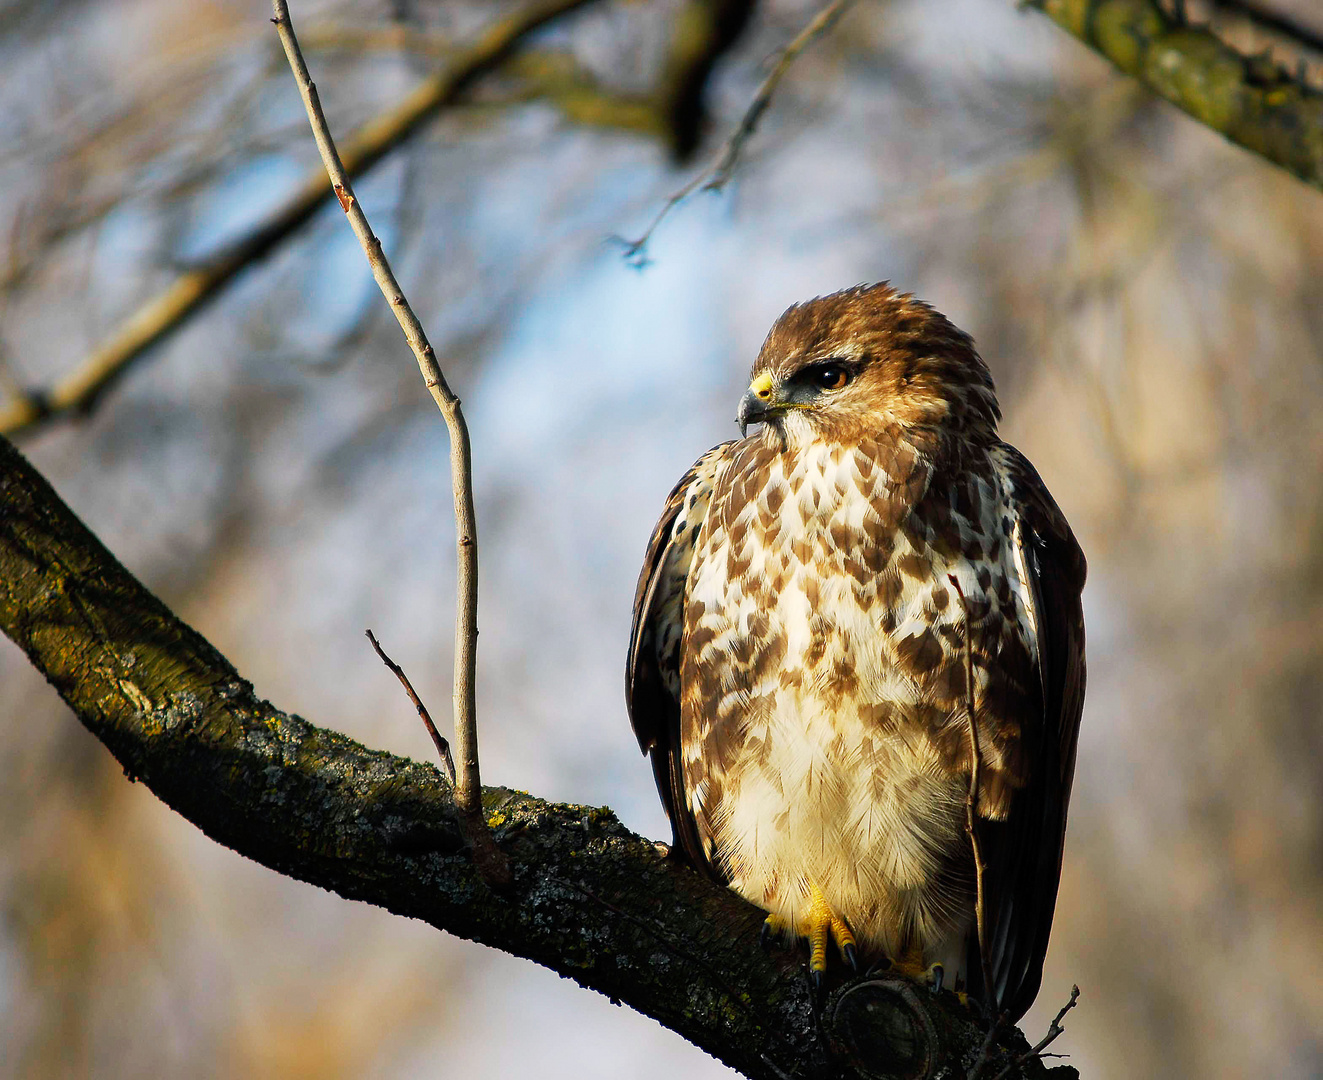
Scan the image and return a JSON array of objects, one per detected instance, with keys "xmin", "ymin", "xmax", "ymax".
[{"xmin": 737, "ymin": 372, "xmax": 778, "ymax": 437}]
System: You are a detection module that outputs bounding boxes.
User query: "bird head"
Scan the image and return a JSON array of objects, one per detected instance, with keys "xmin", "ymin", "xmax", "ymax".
[{"xmin": 737, "ymin": 282, "xmax": 1000, "ymax": 447}]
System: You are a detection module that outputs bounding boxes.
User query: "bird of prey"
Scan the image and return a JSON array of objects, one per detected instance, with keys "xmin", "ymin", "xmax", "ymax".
[{"xmin": 626, "ymin": 283, "xmax": 1085, "ymax": 1022}]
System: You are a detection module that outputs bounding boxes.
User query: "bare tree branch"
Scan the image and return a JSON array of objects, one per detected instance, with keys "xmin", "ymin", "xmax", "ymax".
[
  {"xmin": 366, "ymin": 628, "xmax": 456, "ymax": 786},
  {"xmin": 271, "ymin": 0, "xmax": 505, "ymax": 885},
  {"xmin": 0, "ymin": 434, "xmax": 1071, "ymax": 1080},
  {"xmin": 300, "ymin": 25, "xmax": 666, "ymax": 136},
  {"xmin": 0, "ymin": 0, "xmax": 601, "ymax": 439},
  {"xmin": 1028, "ymin": 0, "xmax": 1323, "ymax": 192},
  {"xmin": 993, "ymin": 986, "xmax": 1080, "ymax": 1080},
  {"xmin": 619, "ymin": 0, "xmax": 856, "ymax": 262}
]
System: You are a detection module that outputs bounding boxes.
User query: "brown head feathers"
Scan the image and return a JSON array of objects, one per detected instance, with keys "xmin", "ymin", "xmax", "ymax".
[{"xmin": 751, "ymin": 282, "xmax": 1001, "ymax": 442}]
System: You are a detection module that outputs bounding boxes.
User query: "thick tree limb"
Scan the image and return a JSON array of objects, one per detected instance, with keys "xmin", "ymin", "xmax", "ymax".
[
  {"xmin": 0, "ymin": 439, "xmax": 1077, "ymax": 1078},
  {"xmin": 1028, "ymin": 0, "xmax": 1323, "ymax": 192}
]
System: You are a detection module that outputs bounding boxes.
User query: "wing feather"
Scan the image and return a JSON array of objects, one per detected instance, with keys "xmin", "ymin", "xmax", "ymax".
[
  {"xmin": 973, "ymin": 445, "xmax": 1087, "ymax": 1023},
  {"xmin": 626, "ymin": 443, "xmax": 734, "ymax": 881}
]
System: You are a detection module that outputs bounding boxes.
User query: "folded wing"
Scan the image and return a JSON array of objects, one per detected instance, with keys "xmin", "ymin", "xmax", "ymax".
[
  {"xmin": 626, "ymin": 443, "xmax": 735, "ymax": 881},
  {"xmin": 974, "ymin": 446, "xmax": 1087, "ymax": 1022}
]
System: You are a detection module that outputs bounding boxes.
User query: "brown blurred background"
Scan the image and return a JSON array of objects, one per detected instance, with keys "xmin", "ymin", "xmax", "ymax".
[{"xmin": 2, "ymin": 0, "xmax": 1322, "ymax": 1076}]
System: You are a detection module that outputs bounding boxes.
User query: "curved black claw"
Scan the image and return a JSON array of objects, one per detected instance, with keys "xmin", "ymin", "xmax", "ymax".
[
  {"xmin": 809, "ymin": 967, "xmax": 825, "ymax": 995},
  {"xmin": 930, "ymin": 963, "xmax": 944, "ymax": 996},
  {"xmin": 843, "ymin": 942, "xmax": 860, "ymax": 973},
  {"xmin": 759, "ymin": 921, "xmax": 774, "ymax": 951}
]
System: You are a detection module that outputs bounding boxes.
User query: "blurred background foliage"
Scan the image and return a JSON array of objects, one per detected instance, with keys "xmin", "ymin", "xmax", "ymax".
[{"xmin": 2, "ymin": 0, "xmax": 1322, "ymax": 1076}]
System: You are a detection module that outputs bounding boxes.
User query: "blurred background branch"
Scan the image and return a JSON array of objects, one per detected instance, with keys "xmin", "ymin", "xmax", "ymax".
[
  {"xmin": 1206, "ymin": 0, "xmax": 1323, "ymax": 55},
  {"xmin": 621, "ymin": 0, "xmax": 857, "ymax": 260},
  {"xmin": 1029, "ymin": 0, "xmax": 1323, "ymax": 190},
  {"xmin": 0, "ymin": 0, "xmax": 588, "ymax": 434},
  {"xmin": 0, "ymin": 0, "xmax": 751, "ymax": 438}
]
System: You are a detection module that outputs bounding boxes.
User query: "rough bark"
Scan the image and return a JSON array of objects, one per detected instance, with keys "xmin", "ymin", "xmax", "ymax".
[
  {"xmin": 0, "ymin": 434, "xmax": 1074, "ymax": 1080},
  {"xmin": 1030, "ymin": 0, "xmax": 1323, "ymax": 192}
]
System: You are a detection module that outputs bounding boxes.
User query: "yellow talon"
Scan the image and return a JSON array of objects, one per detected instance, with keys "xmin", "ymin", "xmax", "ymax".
[
  {"xmin": 806, "ymin": 883, "xmax": 858, "ymax": 975},
  {"xmin": 760, "ymin": 884, "xmax": 860, "ymax": 980},
  {"xmin": 875, "ymin": 945, "xmax": 945, "ymax": 993},
  {"xmin": 885, "ymin": 940, "xmax": 928, "ymax": 980},
  {"xmin": 760, "ymin": 911, "xmax": 790, "ymax": 949}
]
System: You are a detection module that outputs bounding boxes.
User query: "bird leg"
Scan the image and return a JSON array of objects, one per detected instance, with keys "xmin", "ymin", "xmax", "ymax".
[{"xmin": 761, "ymin": 883, "xmax": 859, "ymax": 987}]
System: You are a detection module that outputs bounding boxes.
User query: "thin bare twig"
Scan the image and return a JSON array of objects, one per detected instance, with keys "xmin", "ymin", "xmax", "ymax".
[
  {"xmin": 272, "ymin": 0, "xmax": 508, "ymax": 886},
  {"xmin": 991, "ymin": 985, "xmax": 1080, "ymax": 1080},
  {"xmin": 618, "ymin": 0, "xmax": 857, "ymax": 263},
  {"xmin": 366, "ymin": 629, "xmax": 456, "ymax": 785},
  {"xmin": 0, "ymin": 0, "xmax": 598, "ymax": 438}
]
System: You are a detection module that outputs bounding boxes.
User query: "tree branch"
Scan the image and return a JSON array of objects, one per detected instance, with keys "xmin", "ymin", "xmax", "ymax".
[
  {"xmin": 0, "ymin": 437, "xmax": 1075, "ymax": 1079},
  {"xmin": 299, "ymin": 25, "xmax": 666, "ymax": 136},
  {"xmin": 620, "ymin": 0, "xmax": 855, "ymax": 262},
  {"xmin": 0, "ymin": 0, "xmax": 601, "ymax": 439},
  {"xmin": 271, "ymin": 0, "xmax": 502, "ymax": 883},
  {"xmin": 1028, "ymin": 0, "xmax": 1323, "ymax": 192},
  {"xmin": 657, "ymin": 0, "xmax": 760, "ymax": 159},
  {"xmin": 366, "ymin": 628, "xmax": 456, "ymax": 785},
  {"xmin": 993, "ymin": 986, "xmax": 1080, "ymax": 1080}
]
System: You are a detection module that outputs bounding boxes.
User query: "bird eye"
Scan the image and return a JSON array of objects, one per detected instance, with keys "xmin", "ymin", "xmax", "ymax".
[{"xmin": 811, "ymin": 363, "xmax": 851, "ymax": 391}]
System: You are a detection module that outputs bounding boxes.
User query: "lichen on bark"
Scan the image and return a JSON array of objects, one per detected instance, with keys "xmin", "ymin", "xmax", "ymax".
[{"xmin": 1032, "ymin": 0, "xmax": 1323, "ymax": 191}]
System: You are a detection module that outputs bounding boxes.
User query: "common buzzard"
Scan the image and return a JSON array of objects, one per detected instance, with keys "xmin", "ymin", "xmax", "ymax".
[{"xmin": 626, "ymin": 283, "xmax": 1086, "ymax": 1022}]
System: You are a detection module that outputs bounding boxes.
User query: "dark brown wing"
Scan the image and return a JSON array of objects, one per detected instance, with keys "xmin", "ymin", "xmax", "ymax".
[
  {"xmin": 626, "ymin": 443, "xmax": 734, "ymax": 882},
  {"xmin": 972, "ymin": 445, "xmax": 1087, "ymax": 1023}
]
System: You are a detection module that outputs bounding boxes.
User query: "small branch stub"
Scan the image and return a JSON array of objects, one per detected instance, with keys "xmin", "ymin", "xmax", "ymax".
[
  {"xmin": 992, "ymin": 986, "xmax": 1080, "ymax": 1080},
  {"xmin": 366, "ymin": 628, "xmax": 456, "ymax": 785},
  {"xmin": 824, "ymin": 977, "xmax": 939, "ymax": 1080}
]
